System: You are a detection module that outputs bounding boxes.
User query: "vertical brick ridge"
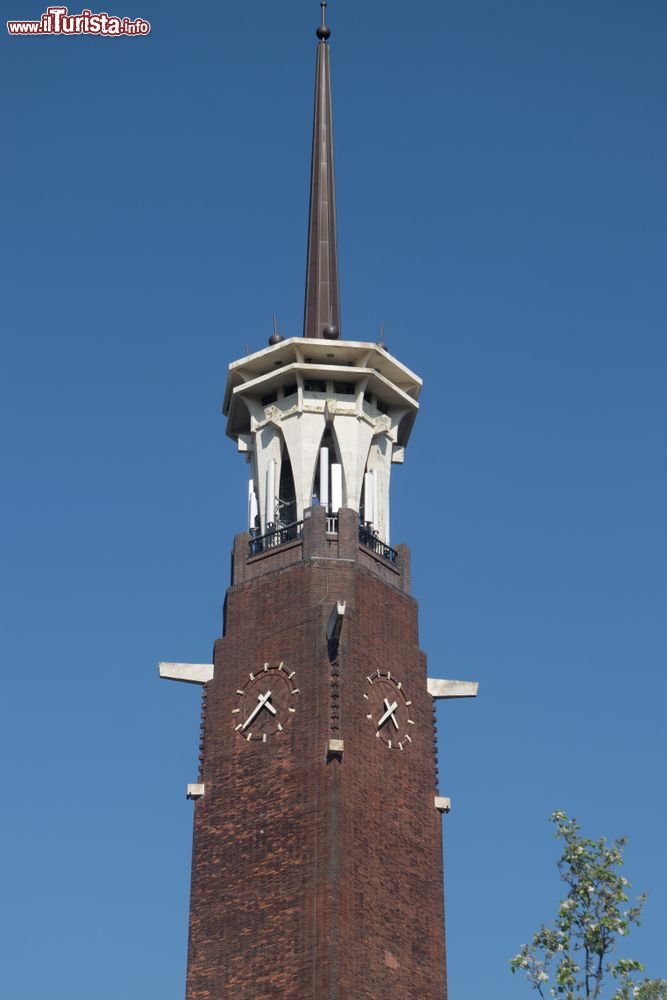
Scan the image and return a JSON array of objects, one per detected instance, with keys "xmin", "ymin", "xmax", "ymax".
[
  {"xmin": 302, "ymin": 504, "xmax": 327, "ymax": 558},
  {"xmin": 336, "ymin": 506, "xmax": 359, "ymax": 560}
]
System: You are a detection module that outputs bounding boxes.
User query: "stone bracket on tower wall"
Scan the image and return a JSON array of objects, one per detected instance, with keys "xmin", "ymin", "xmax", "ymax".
[
  {"xmin": 159, "ymin": 662, "xmax": 215, "ymax": 685},
  {"xmin": 427, "ymin": 679, "xmax": 479, "ymax": 699}
]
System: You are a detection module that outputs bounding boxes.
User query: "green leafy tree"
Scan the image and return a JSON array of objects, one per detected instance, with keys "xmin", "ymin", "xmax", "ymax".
[{"xmin": 510, "ymin": 812, "xmax": 666, "ymax": 1000}]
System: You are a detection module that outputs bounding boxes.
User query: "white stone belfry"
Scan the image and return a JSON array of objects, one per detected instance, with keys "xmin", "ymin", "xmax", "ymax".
[{"xmin": 223, "ymin": 338, "xmax": 422, "ymax": 543}]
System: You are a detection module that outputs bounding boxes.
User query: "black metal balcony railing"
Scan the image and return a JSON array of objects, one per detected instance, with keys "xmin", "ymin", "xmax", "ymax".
[
  {"xmin": 249, "ymin": 520, "xmax": 303, "ymax": 556},
  {"xmin": 359, "ymin": 524, "xmax": 399, "ymax": 566},
  {"xmin": 247, "ymin": 516, "xmax": 399, "ymax": 568}
]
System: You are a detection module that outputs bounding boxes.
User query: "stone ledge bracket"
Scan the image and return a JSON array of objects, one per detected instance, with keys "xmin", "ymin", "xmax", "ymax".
[
  {"xmin": 427, "ymin": 678, "xmax": 479, "ymax": 699},
  {"xmin": 159, "ymin": 662, "xmax": 215, "ymax": 685}
]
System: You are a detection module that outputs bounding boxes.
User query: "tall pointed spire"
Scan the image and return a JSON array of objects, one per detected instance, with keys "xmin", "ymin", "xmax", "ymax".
[{"xmin": 304, "ymin": 1, "xmax": 341, "ymax": 339}]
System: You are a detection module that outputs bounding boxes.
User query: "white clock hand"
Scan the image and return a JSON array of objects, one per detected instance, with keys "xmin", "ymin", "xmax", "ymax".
[
  {"xmin": 242, "ymin": 690, "xmax": 275, "ymax": 730},
  {"xmin": 378, "ymin": 698, "xmax": 399, "ymax": 730}
]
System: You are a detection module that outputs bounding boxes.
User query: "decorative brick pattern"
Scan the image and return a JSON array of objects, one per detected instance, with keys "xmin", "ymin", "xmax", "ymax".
[
  {"xmin": 197, "ymin": 687, "xmax": 207, "ymax": 783},
  {"xmin": 329, "ymin": 639, "xmax": 342, "ymax": 738}
]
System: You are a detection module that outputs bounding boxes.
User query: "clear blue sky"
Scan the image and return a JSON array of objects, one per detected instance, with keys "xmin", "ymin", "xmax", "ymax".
[{"xmin": 2, "ymin": 2, "xmax": 665, "ymax": 997}]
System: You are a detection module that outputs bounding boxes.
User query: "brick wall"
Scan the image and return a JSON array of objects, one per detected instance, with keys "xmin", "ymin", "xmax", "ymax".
[{"xmin": 185, "ymin": 537, "xmax": 446, "ymax": 999}]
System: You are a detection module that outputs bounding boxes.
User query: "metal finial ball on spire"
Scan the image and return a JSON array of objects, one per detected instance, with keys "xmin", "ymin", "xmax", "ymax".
[
  {"xmin": 316, "ymin": 0, "xmax": 331, "ymax": 39},
  {"xmin": 269, "ymin": 315, "xmax": 284, "ymax": 346}
]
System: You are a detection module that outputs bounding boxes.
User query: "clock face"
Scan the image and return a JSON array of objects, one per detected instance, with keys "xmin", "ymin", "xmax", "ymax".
[
  {"xmin": 364, "ymin": 669, "xmax": 415, "ymax": 750},
  {"xmin": 233, "ymin": 662, "xmax": 299, "ymax": 742}
]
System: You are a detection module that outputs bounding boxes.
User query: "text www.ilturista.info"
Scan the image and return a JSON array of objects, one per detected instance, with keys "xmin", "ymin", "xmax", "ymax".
[{"xmin": 7, "ymin": 6, "xmax": 150, "ymax": 35}]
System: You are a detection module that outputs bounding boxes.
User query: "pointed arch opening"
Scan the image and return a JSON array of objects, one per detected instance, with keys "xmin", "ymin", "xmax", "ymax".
[
  {"xmin": 276, "ymin": 438, "xmax": 297, "ymax": 528},
  {"xmin": 360, "ymin": 436, "xmax": 378, "ymax": 531},
  {"xmin": 312, "ymin": 424, "xmax": 345, "ymax": 513},
  {"xmin": 360, "ymin": 464, "xmax": 373, "ymax": 528},
  {"xmin": 360, "ymin": 435, "xmax": 393, "ymax": 543}
]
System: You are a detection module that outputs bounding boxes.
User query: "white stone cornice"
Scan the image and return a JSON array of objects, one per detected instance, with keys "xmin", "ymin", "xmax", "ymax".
[{"xmin": 279, "ymin": 406, "xmax": 301, "ymax": 422}]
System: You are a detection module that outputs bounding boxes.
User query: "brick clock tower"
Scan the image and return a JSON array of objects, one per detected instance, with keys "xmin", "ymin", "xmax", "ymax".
[{"xmin": 160, "ymin": 5, "xmax": 478, "ymax": 998}]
